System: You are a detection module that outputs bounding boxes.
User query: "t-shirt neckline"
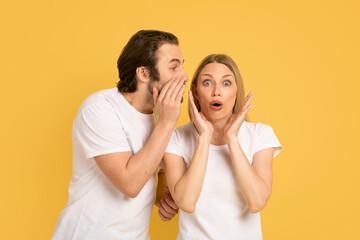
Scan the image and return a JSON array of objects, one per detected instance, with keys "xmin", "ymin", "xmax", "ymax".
[
  {"xmin": 190, "ymin": 120, "xmax": 248, "ymax": 150},
  {"xmin": 114, "ymin": 88, "xmax": 154, "ymax": 120}
]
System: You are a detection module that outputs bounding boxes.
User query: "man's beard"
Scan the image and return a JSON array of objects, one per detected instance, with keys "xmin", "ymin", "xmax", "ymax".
[{"xmin": 147, "ymin": 80, "xmax": 161, "ymax": 104}]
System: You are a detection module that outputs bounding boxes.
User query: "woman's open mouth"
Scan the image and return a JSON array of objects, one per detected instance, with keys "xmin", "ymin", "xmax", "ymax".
[{"xmin": 210, "ymin": 100, "xmax": 223, "ymax": 110}]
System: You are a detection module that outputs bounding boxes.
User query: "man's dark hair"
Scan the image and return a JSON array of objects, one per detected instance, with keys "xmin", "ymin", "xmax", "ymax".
[{"xmin": 117, "ymin": 30, "xmax": 179, "ymax": 93}]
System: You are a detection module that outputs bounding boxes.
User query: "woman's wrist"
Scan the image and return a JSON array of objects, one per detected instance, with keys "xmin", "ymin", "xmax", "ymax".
[
  {"xmin": 198, "ymin": 133, "xmax": 212, "ymax": 144},
  {"xmin": 225, "ymin": 134, "xmax": 238, "ymax": 145}
]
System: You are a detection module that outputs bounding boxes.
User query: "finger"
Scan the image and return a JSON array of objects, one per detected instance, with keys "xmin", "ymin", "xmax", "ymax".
[
  {"xmin": 188, "ymin": 91, "xmax": 199, "ymax": 114},
  {"xmin": 188, "ymin": 91, "xmax": 196, "ymax": 121},
  {"xmin": 159, "ymin": 200, "xmax": 176, "ymax": 218},
  {"xmin": 241, "ymin": 98, "xmax": 253, "ymax": 116},
  {"xmin": 158, "ymin": 208, "xmax": 171, "ymax": 221},
  {"xmin": 228, "ymin": 114, "xmax": 236, "ymax": 123},
  {"xmin": 175, "ymin": 83, "xmax": 186, "ymax": 103},
  {"xmin": 239, "ymin": 104, "xmax": 253, "ymax": 119},
  {"xmin": 161, "ymin": 77, "xmax": 181, "ymax": 101},
  {"xmin": 243, "ymin": 94, "xmax": 253, "ymax": 110},
  {"xmin": 243, "ymin": 104, "xmax": 253, "ymax": 114},
  {"xmin": 164, "ymin": 197, "xmax": 179, "ymax": 210},
  {"xmin": 198, "ymin": 112, "xmax": 208, "ymax": 122},
  {"xmin": 160, "ymin": 198, "xmax": 178, "ymax": 215},
  {"xmin": 242, "ymin": 93, "xmax": 252, "ymax": 110},
  {"xmin": 157, "ymin": 78, "xmax": 175, "ymax": 101},
  {"xmin": 170, "ymin": 78, "xmax": 185, "ymax": 101},
  {"xmin": 245, "ymin": 91, "xmax": 253, "ymax": 101}
]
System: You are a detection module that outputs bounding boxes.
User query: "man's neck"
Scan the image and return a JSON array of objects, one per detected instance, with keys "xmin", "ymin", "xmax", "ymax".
[{"xmin": 121, "ymin": 90, "xmax": 154, "ymax": 114}]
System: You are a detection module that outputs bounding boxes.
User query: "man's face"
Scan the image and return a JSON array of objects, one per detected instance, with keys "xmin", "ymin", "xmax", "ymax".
[{"xmin": 151, "ymin": 43, "xmax": 188, "ymax": 92}]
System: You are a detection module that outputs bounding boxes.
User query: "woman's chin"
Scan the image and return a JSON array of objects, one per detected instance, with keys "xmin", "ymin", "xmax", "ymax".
[{"xmin": 205, "ymin": 112, "xmax": 232, "ymax": 123}]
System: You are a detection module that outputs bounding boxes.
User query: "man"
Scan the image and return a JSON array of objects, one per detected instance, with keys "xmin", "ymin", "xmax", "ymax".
[{"xmin": 52, "ymin": 30, "xmax": 187, "ymax": 239}]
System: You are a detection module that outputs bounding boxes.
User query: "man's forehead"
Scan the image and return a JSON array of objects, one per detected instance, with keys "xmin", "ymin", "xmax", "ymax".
[{"xmin": 157, "ymin": 44, "xmax": 183, "ymax": 63}]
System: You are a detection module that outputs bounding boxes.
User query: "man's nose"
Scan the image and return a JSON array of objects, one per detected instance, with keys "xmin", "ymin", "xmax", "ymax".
[{"xmin": 179, "ymin": 69, "xmax": 188, "ymax": 82}]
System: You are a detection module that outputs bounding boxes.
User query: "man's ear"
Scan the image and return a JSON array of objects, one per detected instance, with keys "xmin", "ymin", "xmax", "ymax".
[{"xmin": 136, "ymin": 67, "xmax": 150, "ymax": 83}]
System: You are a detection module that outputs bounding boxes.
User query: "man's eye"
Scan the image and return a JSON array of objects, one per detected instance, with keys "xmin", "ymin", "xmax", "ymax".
[
  {"xmin": 203, "ymin": 80, "xmax": 211, "ymax": 86},
  {"xmin": 223, "ymin": 80, "xmax": 231, "ymax": 86}
]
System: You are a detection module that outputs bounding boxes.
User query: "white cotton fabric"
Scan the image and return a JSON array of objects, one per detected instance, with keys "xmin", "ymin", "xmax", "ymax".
[
  {"xmin": 166, "ymin": 121, "xmax": 282, "ymax": 240},
  {"xmin": 52, "ymin": 88, "xmax": 156, "ymax": 240}
]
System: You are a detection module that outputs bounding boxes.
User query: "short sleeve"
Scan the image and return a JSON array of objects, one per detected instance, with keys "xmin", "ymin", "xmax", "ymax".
[
  {"xmin": 165, "ymin": 129, "xmax": 182, "ymax": 157},
  {"xmin": 253, "ymin": 124, "xmax": 282, "ymax": 158},
  {"xmin": 73, "ymin": 103, "xmax": 131, "ymax": 159}
]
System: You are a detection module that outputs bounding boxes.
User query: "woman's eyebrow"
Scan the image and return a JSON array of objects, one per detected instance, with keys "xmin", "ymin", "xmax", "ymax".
[
  {"xmin": 200, "ymin": 73, "xmax": 213, "ymax": 78},
  {"xmin": 221, "ymin": 74, "xmax": 234, "ymax": 78},
  {"xmin": 200, "ymin": 73, "xmax": 234, "ymax": 78}
]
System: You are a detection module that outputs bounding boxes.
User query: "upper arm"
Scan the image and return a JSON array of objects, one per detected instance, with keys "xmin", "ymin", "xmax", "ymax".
[
  {"xmin": 163, "ymin": 153, "xmax": 187, "ymax": 198},
  {"xmin": 75, "ymin": 104, "xmax": 131, "ymax": 159},
  {"xmin": 252, "ymin": 147, "xmax": 275, "ymax": 196},
  {"xmin": 94, "ymin": 151, "xmax": 134, "ymax": 195}
]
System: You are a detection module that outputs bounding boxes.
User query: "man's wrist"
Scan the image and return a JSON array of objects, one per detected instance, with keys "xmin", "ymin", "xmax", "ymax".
[{"xmin": 157, "ymin": 119, "xmax": 177, "ymax": 130}]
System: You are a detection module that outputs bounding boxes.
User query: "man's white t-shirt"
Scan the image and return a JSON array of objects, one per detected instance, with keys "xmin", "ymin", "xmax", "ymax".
[
  {"xmin": 166, "ymin": 121, "xmax": 282, "ymax": 240},
  {"xmin": 52, "ymin": 88, "xmax": 156, "ymax": 240}
]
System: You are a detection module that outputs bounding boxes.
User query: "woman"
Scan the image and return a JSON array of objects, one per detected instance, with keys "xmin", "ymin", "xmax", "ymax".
[{"xmin": 163, "ymin": 54, "xmax": 282, "ymax": 239}]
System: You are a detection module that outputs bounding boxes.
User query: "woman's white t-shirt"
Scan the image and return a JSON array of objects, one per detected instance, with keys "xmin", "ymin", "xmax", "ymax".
[{"xmin": 166, "ymin": 121, "xmax": 282, "ymax": 240}]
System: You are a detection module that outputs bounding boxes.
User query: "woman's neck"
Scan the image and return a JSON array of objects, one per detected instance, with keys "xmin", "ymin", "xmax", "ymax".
[{"xmin": 210, "ymin": 115, "xmax": 231, "ymax": 146}]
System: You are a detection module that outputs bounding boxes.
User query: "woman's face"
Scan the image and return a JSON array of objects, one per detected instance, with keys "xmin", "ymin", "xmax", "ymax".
[{"xmin": 195, "ymin": 62, "xmax": 237, "ymax": 122}]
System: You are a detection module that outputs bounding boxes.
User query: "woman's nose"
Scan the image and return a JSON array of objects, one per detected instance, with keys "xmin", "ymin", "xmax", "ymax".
[{"xmin": 212, "ymin": 84, "xmax": 221, "ymax": 96}]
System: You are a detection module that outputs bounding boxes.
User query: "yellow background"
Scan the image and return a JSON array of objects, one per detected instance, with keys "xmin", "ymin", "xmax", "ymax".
[{"xmin": 1, "ymin": 0, "xmax": 359, "ymax": 239}]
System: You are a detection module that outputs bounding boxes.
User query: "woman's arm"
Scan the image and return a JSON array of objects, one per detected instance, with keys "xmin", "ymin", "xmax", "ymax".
[
  {"xmin": 227, "ymin": 139, "xmax": 275, "ymax": 213},
  {"xmin": 163, "ymin": 91, "xmax": 213, "ymax": 213},
  {"xmin": 224, "ymin": 92, "xmax": 275, "ymax": 213},
  {"xmin": 164, "ymin": 134, "xmax": 211, "ymax": 213}
]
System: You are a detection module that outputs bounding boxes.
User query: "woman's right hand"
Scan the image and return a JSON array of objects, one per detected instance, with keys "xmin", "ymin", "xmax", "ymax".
[{"xmin": 188, "ymin": 90, "xmax": 213, "ymax": 137}]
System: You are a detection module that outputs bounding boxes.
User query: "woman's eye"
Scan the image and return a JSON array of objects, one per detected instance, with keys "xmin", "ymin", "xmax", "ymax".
[
  {"xmin": 223, "ymin": 80, "xmax": 231, "ymax": 86},
  {"xmin": 203, "ymin": 80, "xmax": 211, "ymax": 86}
]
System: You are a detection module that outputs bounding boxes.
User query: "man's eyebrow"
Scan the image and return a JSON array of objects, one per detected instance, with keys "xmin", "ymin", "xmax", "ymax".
[{"xmin": 169, "ymin": 59, "xmax": 185, "ymax": 64}]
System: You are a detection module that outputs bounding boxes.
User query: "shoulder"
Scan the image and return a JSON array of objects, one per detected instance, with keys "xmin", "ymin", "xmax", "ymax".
[
  {"xmin": 73, "ymin": 88, "xmax": 123, "ymax": 128},
  {"xmin": 245, "ymin": 122, "xmax": 282, "ymax": 157},
  {"xmin": 176, "ymin": 122, "xmax": 197, "ymax": 138},
  {"xmin": 241, "ymin": 121, "xmax": 274, "ymax": 135},
  {"xmin": 79, "ymin": 88, "xmax": 118, "ymax": 111},
  {"xmin": 169, "ymin": 122, "xmax": 197, "ymax": 148}
]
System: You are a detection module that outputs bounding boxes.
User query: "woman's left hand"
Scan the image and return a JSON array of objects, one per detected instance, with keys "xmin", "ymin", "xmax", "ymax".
[{"xmin": 224, "ymin": 92, "xmax": 253, "ymax": 140}]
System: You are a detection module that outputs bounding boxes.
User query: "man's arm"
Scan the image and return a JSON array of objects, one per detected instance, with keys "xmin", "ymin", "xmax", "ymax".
[
  {"xmin": 94, "ymin": 78, "xmax": 185, "ymax": 198},
  {"xmin": 155, "ymin": 168, "xmax": 178, "ymax": 221}
]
